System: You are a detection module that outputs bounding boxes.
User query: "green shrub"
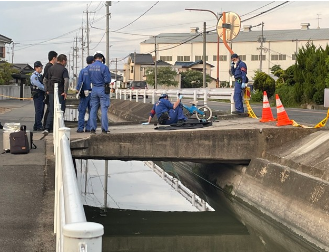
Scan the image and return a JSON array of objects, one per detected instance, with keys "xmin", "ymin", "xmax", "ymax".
[
  {"xmin": 275, "ymin": 85, "xmax": 298, "ymax": 107},
  {"xmin": 250, "ymin": 89, "xmax": 263, "ymax": 102}
]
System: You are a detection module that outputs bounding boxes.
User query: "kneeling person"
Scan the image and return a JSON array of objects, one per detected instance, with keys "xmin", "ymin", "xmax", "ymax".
[{"xmin": 146, "ymin": 94, "xmax": 186, "ymax": 125}]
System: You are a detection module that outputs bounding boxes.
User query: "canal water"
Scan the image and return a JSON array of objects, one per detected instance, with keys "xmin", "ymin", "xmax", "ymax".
[{"xmin": 75, "ymin": 159, "xmax": 323, "ymax": 252}]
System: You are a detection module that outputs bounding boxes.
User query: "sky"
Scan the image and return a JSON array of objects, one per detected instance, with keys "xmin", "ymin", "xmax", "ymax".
[{"xmin": 1, "ymin": 0, "xmax": 329, "ymax": 75}]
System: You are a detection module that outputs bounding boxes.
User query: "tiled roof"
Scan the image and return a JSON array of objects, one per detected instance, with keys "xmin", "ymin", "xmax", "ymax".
[
  {"xmin": 129, "ymin": 53, "xmax": 154, "ymax": 65},
  {"xmin": 0, "ymin": 34, "xmax": 12, "ymax": 44}
]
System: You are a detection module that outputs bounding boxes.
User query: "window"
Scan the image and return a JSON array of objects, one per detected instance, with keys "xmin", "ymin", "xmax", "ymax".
[
  {"xmin": 251, "ymin": 55, "xmax": 266, "ymax": 61},
  {"xmin": 195, "ymin": 56, "xmax": 208, "ymax": 61},
  {"xmin": 219, "ymin": 55, "xmax": 227, "ymax": 61},
  {"xmin": 177, "ymin": 56, "xmax": 190, "ymax": 61},
  {"xmin": 160, "ymin": 56, "xmax": 172, "ymax": 61},
  {"xmin": 0, "ymin": 47, "xmax": 4, "ymax": 58},
  {"xmin": 271, "ymin": 54, "xmax": 286, "ymax": 61},
  {"xmin": 239, "ymin": 55, "xmax": 246, "ymax": 61},
  {"xmin": 279, "ymin": 54, "xmax": 286, "ymax": 60},
  {"xmin": 292, "ymin": 54, "xmax": 296, "ymax": 60},
  {"xmin": 130, "ymin": 66, "xmax": 134, "ymax": 73}
]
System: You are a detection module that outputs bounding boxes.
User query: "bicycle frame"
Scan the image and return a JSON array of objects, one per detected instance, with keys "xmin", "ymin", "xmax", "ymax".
[
  {"xmin": 183, "ymin": 103, "xmax": 205, "ymax": 116},
  {"xmin": 182, "ymin": 102, "xmax": 213, "ymax": 121}
]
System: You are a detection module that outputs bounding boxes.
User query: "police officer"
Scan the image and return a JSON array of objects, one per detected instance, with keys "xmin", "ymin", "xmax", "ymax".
[
  {"xmin": 144, "ymin": 93, "xmax": 186, "ymax": 125},
  {"xmin": 44, "ymin": 54, "xmax": 69, "ymax": 134},
  {"xmin": 231, "ymin": 53, "xmax": 248, "ymax": 114},
  {"xmin": 88, "ymin": 51, "xmax": 111, "ymax": 134},
  {"xmin": 76, "ymin": 56, "xmax": 94, "ymax": 133},
  {"xmin": 30, "ymin": 61, "xmax": 45, "ymax": 131}
]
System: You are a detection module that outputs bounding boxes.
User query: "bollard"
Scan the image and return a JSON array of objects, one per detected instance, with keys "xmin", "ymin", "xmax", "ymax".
[{"xmin": 63, "ymin": 222, "xmax": 104, "ymax": 252}]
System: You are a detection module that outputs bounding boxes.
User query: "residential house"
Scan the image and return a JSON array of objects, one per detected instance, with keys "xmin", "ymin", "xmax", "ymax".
[{"xmin": 0, "ymin": 34, "xmax": 12, "ymax": 61}]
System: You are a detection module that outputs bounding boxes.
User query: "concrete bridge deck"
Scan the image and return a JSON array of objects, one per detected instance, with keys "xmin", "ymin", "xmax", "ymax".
[{"xmin": 70, "ymin": 117, "xmax": 318, "ymax": 163}]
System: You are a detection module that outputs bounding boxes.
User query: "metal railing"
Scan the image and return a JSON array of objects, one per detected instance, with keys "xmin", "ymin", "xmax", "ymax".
[
  {"xmin": 53, "ymin": 83, "xmax": 104, "ymax": 252},
  {"xmin": 144, "ymin": 161, "xmax": 214, "ymax": 211},
  {"xmin": 115, "ymin": 88, "xmax": 235, "ymax": 112}
]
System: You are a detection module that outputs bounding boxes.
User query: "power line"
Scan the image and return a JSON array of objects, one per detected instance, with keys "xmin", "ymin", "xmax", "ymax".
[
  {"xmin": 241, "ymin": 1, "xmax": 289, "ymax": 23},
  {"xmin": 112, "ymin": 1, "xmax": 159, "ymax": 32},
  {"xmin": 240, "ymin": 1, "xmax": 276, "ymax": 17}
]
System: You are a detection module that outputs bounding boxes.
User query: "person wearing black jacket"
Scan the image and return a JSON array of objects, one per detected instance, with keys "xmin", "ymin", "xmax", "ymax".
[
  {"xmin": 43, "ymin": 54, "xmax": 69, "ymax": 134},
  {"xmin": 43, "ymin": 51, "xmax": 57, "ymax": 129}
]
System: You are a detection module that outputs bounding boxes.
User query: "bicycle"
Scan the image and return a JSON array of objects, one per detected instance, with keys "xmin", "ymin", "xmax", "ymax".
[{"xmin": 182, "ymin": 101, "xmax": 213, "ymax": 121}]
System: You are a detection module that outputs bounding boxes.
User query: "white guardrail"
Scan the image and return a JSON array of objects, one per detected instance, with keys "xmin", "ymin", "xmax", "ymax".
[
  {"xmin": 53, "ymin": 83, "xmax": 104, "ymax": 252},
  {"xmin": 115, "ymin": 88, "xmax": 235, "ymax": 112}
]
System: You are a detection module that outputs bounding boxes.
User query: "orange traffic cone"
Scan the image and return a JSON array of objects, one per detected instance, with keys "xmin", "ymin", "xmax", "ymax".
[
  {"xmin": 260, "ymin": 91, "xmax": 276, "ymax": 122},
  {"xmin": 276, "ymin": 94, "xmax": 293, "ymax": 126}
]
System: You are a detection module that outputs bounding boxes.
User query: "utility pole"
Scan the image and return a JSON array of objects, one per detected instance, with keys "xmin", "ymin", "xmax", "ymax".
[
  {"xmin": 81, "ymin": 27, "xmax": 84, "ymax": 69},
  {"xmin": 133, "ymin": 51, "xmax": 136, "ymax": 81},
  {"xmin": 259, "ymin": 22, "xmax": 264, "ymax": 72},
  {"xmin": 115, "ymin": 58, "xmax": 117, "ymax": 83},
  {"xmin": 203, "ymin": 22, "xmax": 206, "ymax": 88},
  {"xmin": 154, "ymin": 36, "xmax": 157, "ymax": 89},
  {"xmin": 11, "ymin": 42, "xmax": 20, "ymax": 64},
  {"xmin": 75, "ymin": 36, "xmax": 78, "ymax": 79},
  {"xmin": 317, "ymin": 14, "xmax": 321, "ymax": 29},
  {"xmin": 105, "ymin": 1, "xmax": 111, "ymax": 67},
  {"xmin": 84, "ymin": 6, "xmax": 95, "ymax": 56}
]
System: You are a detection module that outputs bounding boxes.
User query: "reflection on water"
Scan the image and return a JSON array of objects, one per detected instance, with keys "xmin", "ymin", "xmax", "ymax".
[{"xmin": 76, "ymin": 160, "xmax": 322, "ymax": 252}]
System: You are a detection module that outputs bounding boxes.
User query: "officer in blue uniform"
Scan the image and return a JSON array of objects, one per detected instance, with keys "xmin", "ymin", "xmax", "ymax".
[
  {"xmin": 76, "ymin": 56, "xmax": 94, "ymax": 133},
  {"xmin": 231, "ymin": 53, "xmax": 248, "ymax": 114},
  {"xmin": 144, "ymin": 94, "xmax": 186, "ymax": 125},
  {"xmin": 30, "ymin": 61, "xmax": 45, "ymax": 131},
  {"xmin": 88, "ymin": 51, "xmax": 111, "ymax": 134}
]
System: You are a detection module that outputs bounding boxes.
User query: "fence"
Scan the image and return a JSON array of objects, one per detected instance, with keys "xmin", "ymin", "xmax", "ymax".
[
  {"xmin": 144, "ymin": 161, "xmax": 214, "ymax": 212},
  {"xmin": 115, "ymin": 88, "xmax": 235, "ymax": 112},
  {"xmin": 53, "ymin": 83, "xmax": 104, "ymax": 251}
]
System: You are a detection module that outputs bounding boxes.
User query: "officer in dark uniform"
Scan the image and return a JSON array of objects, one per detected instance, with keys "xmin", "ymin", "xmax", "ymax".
[
  {"xmin": 231, "ymin": 53, "xmax": 248, "ymax": 114},
  {"xmin": 88, "ymin": 51, "xmax": 111, "ymax": 134},
  {"xmin": 76, "ymin": 56, "xmax": 94, "ymax": 133},
  {"xmin": 44, "ymin": 54, "xmax": 69, "ymax": 134},
  {"xmin": 43, "ymin": 51, "xmax": 58, "ymax": 129},
  {"xmin": 30, "ymin": 61, "xmax": 45, "ymax": 131}
]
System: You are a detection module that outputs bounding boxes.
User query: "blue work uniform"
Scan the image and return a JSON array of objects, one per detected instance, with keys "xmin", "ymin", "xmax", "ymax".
[
  {"xmin": 88, "ymin": 60, "xmax": 111, "ymax": 132},
  {"xmin": 76, "ymin": 66, "xmax": 92, "ymax": 132},
  {"xmin": 150, "ymin": 98, "xmax": 186, "ymax": 125},
  {"xmin": 231, "ymin": 60, "xmax": 248, "ymax": 113},
  {"xmin": 30, "ymin": 71, "xmax": 45, "ymax": 130}
]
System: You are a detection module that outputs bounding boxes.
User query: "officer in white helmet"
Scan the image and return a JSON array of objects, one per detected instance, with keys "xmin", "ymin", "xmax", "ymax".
[{"xmin": 88, "ymin": 51, "xmax": 111, "ymax": 134}]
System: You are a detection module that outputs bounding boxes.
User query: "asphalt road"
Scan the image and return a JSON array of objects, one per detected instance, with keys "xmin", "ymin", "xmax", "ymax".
[{"xmin": 205, "ymin": 100, "xmax": 328, "ymax": 127}]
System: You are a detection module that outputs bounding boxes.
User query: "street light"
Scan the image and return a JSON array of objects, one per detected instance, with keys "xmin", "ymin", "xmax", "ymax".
[{"xmin": 185, "ymin": 8, "xmax": 221, "ymax": 88}]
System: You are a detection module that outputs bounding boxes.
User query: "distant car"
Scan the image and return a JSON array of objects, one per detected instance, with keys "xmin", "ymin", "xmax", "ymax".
[{"xmin": 127, "ymin": 81, "xmax": 148, "ymax": 98}]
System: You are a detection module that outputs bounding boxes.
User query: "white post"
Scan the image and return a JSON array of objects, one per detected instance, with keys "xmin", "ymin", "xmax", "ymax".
[
  {"xmin": 203, "ymin": 89, "xmax": 208, "ymax": 106},
  {"xmin": 124, "ymin": 90, "xmax": 127, "ymax": 100},
  {"xmin": 63, "ymin": 222, "xmax": 104, "ymax": 251},
  {"xmin": 129, "ymin": 90, "xmax": 132, "ymax": 101},
  {"xmin": 143, "ymin": 89, "xmax": 146, "ymax": 103},
  {"xmin": 193, "ymin": 90, "xmax": 197, "ymax": 102},
  {"xmin": 115, "ymin": 89, "xmax": 118, "ymax": 99},
  {"xmin": 152, "ymin": 90, "xmax": 155, "ymax": 104},
  {"xmin": 84, "ymin": 159, "xmax": 88, "ymax": 195},
  {"xmin": 230, "ymin": 92, "xmax": 235, "ymax": 113},
  {"xmin": 174, "ymin": 179, "xmax": 179, "ymax": 191},
  {"xmin": 135, "ymin": 90, "xmax": 138, "ymax": 102}
]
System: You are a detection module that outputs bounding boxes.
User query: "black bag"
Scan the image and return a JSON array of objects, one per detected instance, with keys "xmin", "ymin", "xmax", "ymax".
[
  {"xmin": 246, "ymin": 76, "xmax": 249, "ymax": 83},
  {"xmin": 29, "ymin": 131, "xmax": 37, "ymax": 150},
  {"xmin": 10, "ymin": 125, "xmax": 30, "ymax": 154},
  {"xmin": 105, "ymin": 83, "xmax": 111, "ymax": 94}
]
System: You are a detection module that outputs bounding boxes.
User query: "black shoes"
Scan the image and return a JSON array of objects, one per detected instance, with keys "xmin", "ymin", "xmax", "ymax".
[
  {"xmin": 90, "ymin": 130, "xmax": 96, "ymax": 134},
  {"xmin": 102, "ymin": 129, "xmax": 110, "ymax": 134}
]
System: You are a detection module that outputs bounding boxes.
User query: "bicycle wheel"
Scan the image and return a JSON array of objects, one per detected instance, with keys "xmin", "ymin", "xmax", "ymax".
[{"xmin": 196, "ymin": 105, "xmax": 213, "ymax": 121}]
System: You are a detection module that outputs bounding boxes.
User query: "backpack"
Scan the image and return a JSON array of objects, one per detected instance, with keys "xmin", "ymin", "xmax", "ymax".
[
  {"xmin": 10, "ymin": 125, "xmax": 30, "ymax": 154},
  {"xmin": 246, "ymin": 76, "xmax": 249, "ymax": 84}
]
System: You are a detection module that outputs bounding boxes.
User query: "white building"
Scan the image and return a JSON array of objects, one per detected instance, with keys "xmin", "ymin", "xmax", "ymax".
[{"xmin": 140, "ymin": 23, "xmax": 329, "ymax": 85}]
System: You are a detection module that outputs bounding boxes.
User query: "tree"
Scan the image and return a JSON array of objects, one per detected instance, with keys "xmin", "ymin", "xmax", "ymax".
[
  {"xmin": 252, "ymin": 70, "xmax": 276, "ymax": 98},
  {"xmin": 145, "ymin": 67, "xmax": 178, "ymax": 87},
  {"xmin": 0, "ymin": 62, "xmax": 18, "ymax": 85},
  {"xmin": 181, "ymin": 70, "xmax": 212, "ymax": 88}
]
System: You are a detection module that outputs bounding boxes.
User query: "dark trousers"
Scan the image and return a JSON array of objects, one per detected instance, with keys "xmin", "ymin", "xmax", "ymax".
[
  {"xmin": 33, "ymin": 92, "xmax": 45, "ymax": 130},
  {"xmin": 45, "ymin": 93, "xmax": 66, "ymax": 131}
]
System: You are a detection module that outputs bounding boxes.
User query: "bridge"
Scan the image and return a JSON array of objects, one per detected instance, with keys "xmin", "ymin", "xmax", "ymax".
[{"xmin": 69, "ymin": 99, "xmax": 329, "ymax": 251}]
